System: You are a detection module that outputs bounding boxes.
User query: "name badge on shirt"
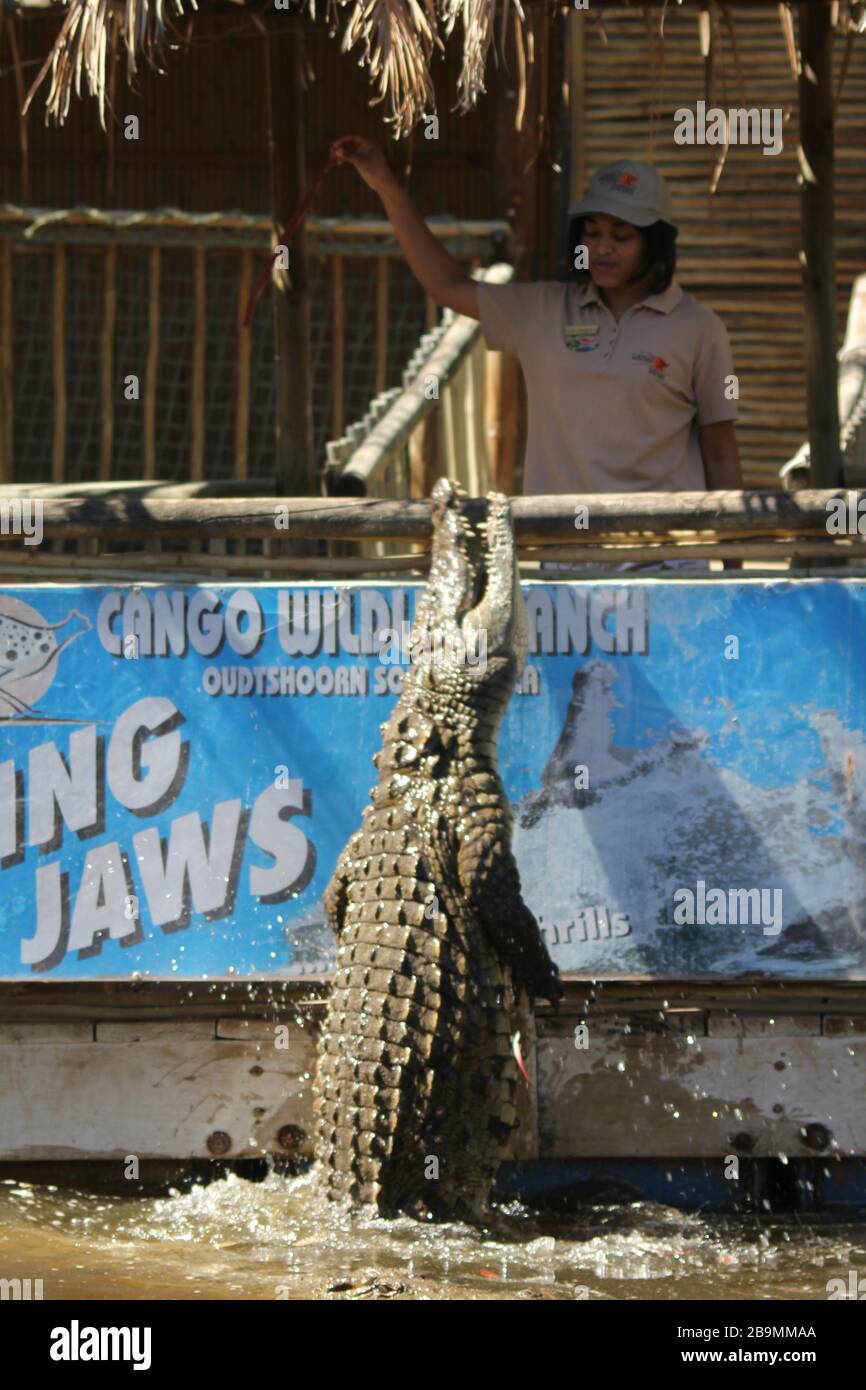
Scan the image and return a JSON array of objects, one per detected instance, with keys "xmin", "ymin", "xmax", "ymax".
[{"xmin": 564, "ymin": 322, "xmax": 599, "ymax": 353}]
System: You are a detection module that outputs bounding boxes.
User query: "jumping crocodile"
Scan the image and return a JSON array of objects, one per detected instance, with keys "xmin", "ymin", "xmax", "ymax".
[{"xmin": 313, "ymin": 479, "xmax": 561, "ymax": 1222}]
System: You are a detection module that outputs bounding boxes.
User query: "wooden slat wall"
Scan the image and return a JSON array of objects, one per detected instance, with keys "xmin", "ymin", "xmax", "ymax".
[
  {"xmin": 0, "ymin": 7, "xmax": 519, "ymax": 489},
  {"xmin": 576, "ymin": 5, "xmax": 866, "ymax": 486},
  {"xmin": 0, "ymin": 13, "xmax": 501, "ymax": 219}
]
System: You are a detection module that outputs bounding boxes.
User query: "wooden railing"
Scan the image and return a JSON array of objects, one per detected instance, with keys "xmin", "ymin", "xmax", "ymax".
[
  {"xmin": 1, "ymin": 492, "xmax": 863, "ymax": 583},
  {"xmin": 324, "ymin": 263, "xmax": 517, "ymax": 502},
  {"xmin": 0, "ymin": 207, "xmax": 512, "ymax": 486}
]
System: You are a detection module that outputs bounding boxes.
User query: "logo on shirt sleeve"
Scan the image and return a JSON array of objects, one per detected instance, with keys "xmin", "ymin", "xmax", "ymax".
[{"xmin": 565, "ymin": 323, "xmax": 600, "ymax": 353}]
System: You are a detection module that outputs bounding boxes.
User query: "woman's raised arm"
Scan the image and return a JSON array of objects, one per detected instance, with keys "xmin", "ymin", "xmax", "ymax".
[{"xmin": 333, "ymin": 135, "xmax": 480, "ymax": 320}]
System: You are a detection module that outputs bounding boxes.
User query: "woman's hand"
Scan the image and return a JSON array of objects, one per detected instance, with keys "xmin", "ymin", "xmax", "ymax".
[{"xmin": 332, "ymin": 135, "xmax": 397, "ymax": 196}]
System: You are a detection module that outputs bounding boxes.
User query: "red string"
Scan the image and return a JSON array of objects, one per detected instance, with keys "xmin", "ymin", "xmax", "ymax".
[{"xmin": 242, "ymin": 142, "xmax": 341, "ymax": 329}]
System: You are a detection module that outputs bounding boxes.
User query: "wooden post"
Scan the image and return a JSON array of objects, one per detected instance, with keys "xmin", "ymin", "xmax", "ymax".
[
  {"xmin": 52, "ymin": 244, "xmax": 66, "ymax": 484},
  {"xmin": 331, "ymin": 254, "xmax": 344, "ymax": 439},
  {"xmin": 191, "ymin": 246, "xmax": 206, "ymax": 482},
  {"xmin": 492, "ymin": 6, "xmax": 547, "ymax": 494},
  {"xmin": 8, "ymin": 14, "xmax": 30, "ymax": 206},
  {"xmin": 798, "ymin": 0, "xmax": 843, "ymax": 487},
  {"xmin": 376, "ymin": 258, "xmax": 388, "ymax": 393},
  {"xmin": 99, "ymin": 244, "xmax": 116, "ymax": 481},
  {"xmin": 468, "ymin": 339, "xmax": 488, "ymax": 493},
  {"xmin": 441, "ymin": 380, "xmax": 458, "ymax": 483},
  {"xmin": 534, "ymin": 4, "xmax": 553, "ymax": 275},
  {"xmin": 485, "ymin": 349, "xmax": 519, "ymax": 495},
  {"xmin": 495, "ymin": 6, "xmax": 548, "ymax": 281},
  {"xmin": 450, "ymin": 361, "xmax": 470, "ymax": 489},
  {"xmin": 144, "ymin": 247, "xmax": 161, "ymax": 480},
  {"xmin": 0, "ymin": 239, "xmax": 12, "ymax": 483},
  {"xmin": 106, "ymin": 37, "xmax": 118, "ymax": 207},
  {"xmin": 568, "ymin": 9, "xmax": 586, "ymax": 207},
  {"xmin": 408, "ymin": 414, "xmax": 439, "ymax": 500},
  {"xmin": 236, "ymin": 249, "xmax": 252, "ymax": 480},
  {"xmin": 267, "ymin": 16, "xmax": 316, "ymax": 497}
]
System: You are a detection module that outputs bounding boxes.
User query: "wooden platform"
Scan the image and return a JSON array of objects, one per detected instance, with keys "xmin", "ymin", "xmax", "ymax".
[{"xmin": 1, "ymin": 982, "xmax": 862, "ymax": 1165}]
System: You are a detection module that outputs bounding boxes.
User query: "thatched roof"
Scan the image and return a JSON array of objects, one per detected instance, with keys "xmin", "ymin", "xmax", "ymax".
[
  {"xmin": 10, "ymin": 0, "xmax": 866, "ymax": 139},
  {"xmin": 13, "ymin": 0, "xmax": 520, "ymax": 136}
]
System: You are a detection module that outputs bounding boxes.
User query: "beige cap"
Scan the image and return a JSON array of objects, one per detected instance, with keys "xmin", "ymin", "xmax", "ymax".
[{"xmin": 568, "ymin": 160, "xmax": 676, "ymax": 230}]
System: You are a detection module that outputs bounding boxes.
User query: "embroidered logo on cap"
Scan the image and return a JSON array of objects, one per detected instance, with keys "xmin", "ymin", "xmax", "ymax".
[{"xmin": 598, "ymin": 170, "xmax": 639, "ymax": 196}]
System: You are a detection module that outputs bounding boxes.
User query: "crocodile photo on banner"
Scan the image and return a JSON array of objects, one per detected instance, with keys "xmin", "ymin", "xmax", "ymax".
[{"xmin": 0, "ymin": 580, "xmax": 864, "ymax": 981}]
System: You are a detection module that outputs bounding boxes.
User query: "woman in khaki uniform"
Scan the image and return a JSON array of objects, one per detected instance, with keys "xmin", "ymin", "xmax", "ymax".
[{"xmin": 332, "ymin": 139, "xmax": 742, "ymax": 571}]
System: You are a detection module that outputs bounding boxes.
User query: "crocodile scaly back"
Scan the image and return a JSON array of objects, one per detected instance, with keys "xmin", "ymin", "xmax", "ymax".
[{"xmin": 312, "ymin": 481, "xmax": 560, "ymax": 1221}]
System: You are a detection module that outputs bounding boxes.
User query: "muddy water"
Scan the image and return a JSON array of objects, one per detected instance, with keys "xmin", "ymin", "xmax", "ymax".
[{"xmin": 1, "ymin": 1170, "xmax": 863, "ymax": 1300}]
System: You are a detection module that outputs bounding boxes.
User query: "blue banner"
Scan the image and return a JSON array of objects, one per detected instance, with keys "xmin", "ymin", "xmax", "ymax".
[{"xmin": 0, "ymin": 580, "xmax": 864, "ymax": 980}]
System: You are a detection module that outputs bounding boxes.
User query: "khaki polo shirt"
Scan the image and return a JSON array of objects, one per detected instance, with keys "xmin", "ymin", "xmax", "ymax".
[{"xmin": 476, "ymin": 277, "xmax": 737, "ymax": 496}]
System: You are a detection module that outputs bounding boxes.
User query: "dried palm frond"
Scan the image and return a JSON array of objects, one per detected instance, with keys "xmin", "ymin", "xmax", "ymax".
[
  {"xmin": 19, "ymin": 0, "xmax": 866, "ymax": 148},
  {"xmin": 777, "ymin": 0, "xmax": 799, "ymax": 82},
  {"xmin": 513, "ymin": 3, "xmax": 525, "ymax": 131},
  {"xmin": 22, "ymin": 0, "xmax": 523, "ymax": 140},
  {"xmin": 707, "ymin": 1, "xmax": 728, "ymax": 194},
  {"xmin": 339, "ymin": 0, "xmax": 442, "ymax": 137},
  {"xmin": 23, "ymin": 0, "xmax": 192, "ymax": 131},
  {"xmin": 440, "ymin": 0, "xmax": 509, "ymax": 117}
]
